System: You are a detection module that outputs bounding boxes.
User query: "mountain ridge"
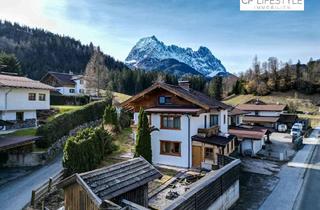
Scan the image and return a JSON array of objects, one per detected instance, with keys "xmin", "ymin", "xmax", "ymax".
[{"xmin": 125, "ymin": 36, "xmax": 228, "ymax": 77}]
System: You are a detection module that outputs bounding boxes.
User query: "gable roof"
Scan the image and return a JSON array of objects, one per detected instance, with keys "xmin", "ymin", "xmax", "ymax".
[
  {"xmin": 236, "ymin": 103, "xmax": 287, "ymax": 112},
  {"xmin": 229, "ymin": 126, "xmax": 270, "ymax": 140},
  {"xmin": 0, "ymin": 74, "xmax": 54, "ymax": 90},
  {"xmin": 58, "ymin": 157, "xmax": 162, "ymax": 206},
  {"xmin": 43, "ymin": 72, "xmax": 77, "ymax": 86},
  {"xmin": 121, "ymin": 82, "xmax": 231, "ymax": 111}
]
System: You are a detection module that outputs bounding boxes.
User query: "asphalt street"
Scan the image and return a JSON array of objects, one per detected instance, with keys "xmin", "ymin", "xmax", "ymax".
[
  {"xmin": 0, "ymin": 155, "xmax": 62, "ymax": 210},
  {"xmin": 294, "ymin": 145, "xmax": 320, "ymax": 210}
]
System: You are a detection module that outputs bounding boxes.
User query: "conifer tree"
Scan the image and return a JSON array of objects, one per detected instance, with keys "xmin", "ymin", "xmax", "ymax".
[
  {"xmin": 135, "ymin": 108, "xmax": 152, "ymax": 163},
  {"xmin": 103, "ymin": 105, "xmax": 118, "ymax": 126},
  {"xmin": 208, "ymin": 76, "xmax": 223, "ymax": 100},
  {"xmin": 0, "ymin": 52, "xmax": 22, "ymax": 75}
]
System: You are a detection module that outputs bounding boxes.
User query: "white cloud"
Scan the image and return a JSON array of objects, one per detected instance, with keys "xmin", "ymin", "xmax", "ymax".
[{"xmin": 0, "ymin": 0, "xmax": 56, "ymax": 29}]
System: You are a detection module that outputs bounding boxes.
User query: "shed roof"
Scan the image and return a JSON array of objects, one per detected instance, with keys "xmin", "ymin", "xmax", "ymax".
[
  {"xmin": 0, "ymin": 136, "xmax": 42, "ymax": 151},
  {"xmin": 121, "ymin": 82, "xmax": 231, "ymax": 111},
  {"xmin": 58, "ymin": 157, "xmax": 162, "ymax": 205},
  {"xmin": 0, "ymin": 74, "xmax": 54, "ymax": 90}
]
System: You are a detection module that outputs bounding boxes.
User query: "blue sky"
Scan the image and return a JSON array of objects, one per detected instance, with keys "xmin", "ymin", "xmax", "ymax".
[{"xmin": 0, "ymin": 0, "xmax": 319, "ymax": 73}]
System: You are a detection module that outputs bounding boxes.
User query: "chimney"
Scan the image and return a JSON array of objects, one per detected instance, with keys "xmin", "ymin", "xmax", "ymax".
[{"xmin": 178, "ymin": 80, "xmax": 190, "ymax": 91}]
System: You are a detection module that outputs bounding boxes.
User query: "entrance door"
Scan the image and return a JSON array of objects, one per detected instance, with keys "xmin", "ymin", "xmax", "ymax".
[{"xmin": 192, "ymin": 146, "xmax": 202, "ymax": 168}]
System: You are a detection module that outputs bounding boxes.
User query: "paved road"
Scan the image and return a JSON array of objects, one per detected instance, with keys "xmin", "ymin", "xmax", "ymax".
[
  {"xmin": 0, "ymin": 155, "xmax": 63, "ymax": 210},
  {"xmin": 294, "ymin": 145, "xmax": 320, "ymax": 210},
  {"xmin": 260, "ymin": 145, "xmax": 314, "ymax": 210}
]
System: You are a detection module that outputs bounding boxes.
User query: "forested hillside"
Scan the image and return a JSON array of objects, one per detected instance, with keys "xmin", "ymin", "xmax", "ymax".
[
  {"xmin": 0, "ymin": 20, "xmax": 234, "ymax": 98},
  {"xmin": 0, "ymin": 21, "xmax": 127, "ymax": 79},
  {"xmin": 233, "ymin": 56, "xmax": 320, "ymax": 96}
]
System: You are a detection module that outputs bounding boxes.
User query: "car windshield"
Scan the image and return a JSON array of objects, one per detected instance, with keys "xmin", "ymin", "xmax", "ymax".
[
  {"xmin": 292, "ymin": 128, "xmax": 300, "ymax": 132},
  {"xmin": 304, "ymin": 129, "xmax": 320, "ymax": 138}
]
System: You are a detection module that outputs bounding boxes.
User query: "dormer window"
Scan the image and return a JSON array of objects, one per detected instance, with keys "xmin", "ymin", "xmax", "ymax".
[{"xmin": 159, "ymin": 96, "xmax": 171, "ymax": 105}]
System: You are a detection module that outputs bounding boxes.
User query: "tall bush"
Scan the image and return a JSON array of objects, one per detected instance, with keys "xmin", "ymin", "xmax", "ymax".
[
  {"xmin": 63, "ymin": 127, "xmax": 113, "ymax": 174},
  {"xmin": 103, "ymin": 105, "xmax": 118, "ymax": 126},
  {"xmin": 135, "ymin": 108, "xmax": 152, "ymax": 163},
  {"xmin": 36, "ymin": 99, "xmax": 111, "ymax": 148}
]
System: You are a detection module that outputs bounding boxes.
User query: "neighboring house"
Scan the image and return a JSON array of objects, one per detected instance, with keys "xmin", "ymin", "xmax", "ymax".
[
  {"xmin": 0, "ymin": 74, "xmax": 53, "ymax": 130},
  {"xmin": 229, "ymin": 125, "xmax": 271, "ymax": 156},
  {"xmin": 40, "ymin": 71, "xmax": 86, "ymax": 96},
  {"xmin": 121, "ymin": 81, "xmax": 237, "ymax": 169},
  {"xmin": 236, "ymin": 99, "xmax": 287, "ymax": 129},
  {"xmin": 58, "ymin": 157, "xmax": 162, "ymax": 210}
]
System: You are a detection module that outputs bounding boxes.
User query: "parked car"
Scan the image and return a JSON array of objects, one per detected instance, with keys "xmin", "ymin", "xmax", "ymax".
[
  {"xmin": 303, "ymin": 127, "xmax": 320, "ymax": 145},
  {"xmin": 291, "ymin": 123, "xmax": 303, "ymax": 136},
  {"xmin": 278, "ymin": 124, "xmax": 287, "ymax": 132}
]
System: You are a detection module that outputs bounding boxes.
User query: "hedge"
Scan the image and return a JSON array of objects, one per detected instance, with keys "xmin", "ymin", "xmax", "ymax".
[
  {"xmin": 63, "ymin": 127, "xmax": 114, "ymax": 174},
  {"xmin": 36, "ymin": 99, "xmax": 111, "ymax": 148},
  {"xmin": 50, "ymin": 94, "xmax": 90, "ymax": 105}
]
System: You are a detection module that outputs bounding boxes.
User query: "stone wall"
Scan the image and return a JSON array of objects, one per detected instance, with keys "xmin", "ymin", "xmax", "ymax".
[
  {"xmin": 43, "ymin": 119, "xmax": 102, "ymax": 161},
  {"xmin": 6, "ymin": 119, "xmax": 36, "ymax": 130}
]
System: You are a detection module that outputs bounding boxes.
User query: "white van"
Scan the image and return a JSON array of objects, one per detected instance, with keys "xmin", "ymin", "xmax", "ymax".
[{"xmin": 290, "ymin": 123, "xmax": 303, "ymax": 136}]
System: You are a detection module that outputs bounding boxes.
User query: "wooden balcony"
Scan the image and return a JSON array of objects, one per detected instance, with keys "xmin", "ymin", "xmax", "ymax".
[{"xmin": 197, "ymin": 125, "xmax": 219, "ymax": 138}]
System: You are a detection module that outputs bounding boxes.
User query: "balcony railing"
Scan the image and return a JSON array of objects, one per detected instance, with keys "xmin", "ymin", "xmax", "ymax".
[{"xmin": 197, "ymin": 125, "xmax": 219, "ymax": 138}]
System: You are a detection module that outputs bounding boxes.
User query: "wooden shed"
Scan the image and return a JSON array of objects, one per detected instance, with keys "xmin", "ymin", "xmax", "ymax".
[{"xmin": 58, "ymin": 157, "xmax": 162, "ymax": 210}]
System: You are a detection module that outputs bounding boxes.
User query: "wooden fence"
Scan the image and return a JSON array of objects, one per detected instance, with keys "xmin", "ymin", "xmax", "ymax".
[
  {"xmin": 29, "ymin": 170, "xmax": 64, "ymax": 209},
  {"xmin": 165, "ymin": 157, "xmax": 241, "ymax": 210}
]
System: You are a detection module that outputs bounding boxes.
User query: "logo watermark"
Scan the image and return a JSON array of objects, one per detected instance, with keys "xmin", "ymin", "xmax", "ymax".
[{"xmin": 240, "ymin": 0, "xmax": 304, "ymax": 11}]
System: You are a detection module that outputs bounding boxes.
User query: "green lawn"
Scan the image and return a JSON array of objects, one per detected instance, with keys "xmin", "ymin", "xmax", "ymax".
[
  {"xmin": 47, "ymin": 105, "xmax": 83, "ymax": 121},
  {"xmin": 51, "ymin": 105, "xmax": 83, "ymax": 113},
  {"xmin": 3, "ymin": 127, "xmax": 37, "ymax": 137}
]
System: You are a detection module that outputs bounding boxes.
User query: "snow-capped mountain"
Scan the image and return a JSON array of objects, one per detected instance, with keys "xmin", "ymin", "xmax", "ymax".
[{"xmin": 125, "ymin": 36, "xmax": 228, "ymax": 77}]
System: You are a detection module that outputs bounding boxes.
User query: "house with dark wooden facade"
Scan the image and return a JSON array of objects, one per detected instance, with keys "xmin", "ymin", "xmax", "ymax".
[
  {"xmin": 58, "ymin": 157, "xmax": 162, "ymax": 210},
  {"xmin": 40, "ymin": 71, "xmax": 86, "ymax": 96},
  {"xmin": 121, "ymin": 81, "xmax": 237, "ymax": 170}
]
